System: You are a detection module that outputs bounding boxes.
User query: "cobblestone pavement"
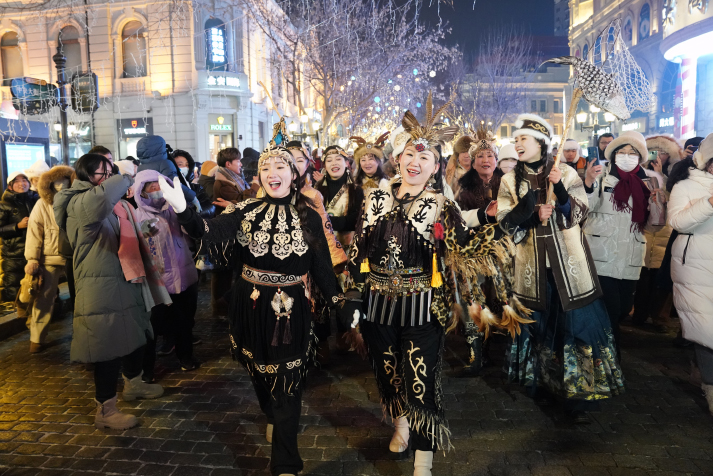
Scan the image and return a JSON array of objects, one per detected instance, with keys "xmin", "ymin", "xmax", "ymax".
[{"xmin": 0, "ymin": 283, "xmax": 711, "ymax": 476}]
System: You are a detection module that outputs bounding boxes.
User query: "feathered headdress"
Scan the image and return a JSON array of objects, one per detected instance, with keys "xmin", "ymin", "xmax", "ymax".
[
  {"xmin": 350, "ymin": 132, "xmax": 390, "ymax": 162},
  {"xmin": 259, "ymin": 119, "xmax": 296, "ymax": 168},
  {"xmin": 468, "ymin": 122, "xmax": 497, "ymax": 158},
  {"xmin": 269, "ymin": 118, "xmax": 290, "ymax": 147},
  {"xmin": 401, "ymin": 91, "xmax": 459, "ymax": 159}
]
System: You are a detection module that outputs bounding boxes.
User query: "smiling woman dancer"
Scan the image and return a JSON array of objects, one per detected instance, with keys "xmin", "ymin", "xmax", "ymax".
[
  {"xmin": 159, "ymin": 141, "xmax": 343, "ymax": 476},
  {"xmin": 341, "ymin": 94, "xmax": 530, "ymax": 476}
]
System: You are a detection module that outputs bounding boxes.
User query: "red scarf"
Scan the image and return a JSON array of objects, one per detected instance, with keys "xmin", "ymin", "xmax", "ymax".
[{"xmin": 610, "ymin": 165, "xmax": 650, "ymax": 233}]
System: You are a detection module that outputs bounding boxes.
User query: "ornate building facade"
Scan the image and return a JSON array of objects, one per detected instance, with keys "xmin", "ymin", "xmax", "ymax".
[
  {"xmin": 568, "ymin": 0, "xmax": 713, "ymax": 144},
  {"xmin": 0, "ymin": 0, "xmax": 318, "ymax": 164}
]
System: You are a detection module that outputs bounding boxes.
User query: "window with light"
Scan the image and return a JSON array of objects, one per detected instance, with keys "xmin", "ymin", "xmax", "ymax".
[{"xmin": 206, "ymin": 18, "xmax": 228, "ymax": 71}]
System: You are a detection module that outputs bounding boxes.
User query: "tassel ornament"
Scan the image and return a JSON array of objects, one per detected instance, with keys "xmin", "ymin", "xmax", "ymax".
[
  {"xmin": 431, "ymin": 253, "xmax": 443, "ymax": 288},
  {"xmin": 250, "ymin": 285, "xmax": 260, "ymax": 309},
  {"xmin": 360, "ymin": 258, "xmax": 370, "ymax": 273},
  {"xmin": 271, "ymin": 316, "xmax": 281, "ymax": 346},
  {"xmin": 282, "ymin": 316, "xmax": 292, "ymax": 344}
]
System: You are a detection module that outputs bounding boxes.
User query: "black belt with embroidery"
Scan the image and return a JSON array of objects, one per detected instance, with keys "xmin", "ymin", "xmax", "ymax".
[{"xmin": 241, "ymin": 265, "xmax": 304, "ymax": 287}]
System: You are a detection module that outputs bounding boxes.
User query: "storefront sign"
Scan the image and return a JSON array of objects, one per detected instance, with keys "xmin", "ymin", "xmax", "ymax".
[
  {"xmin": 207, "ymin": 75, "xmax": 240, "ymax": 88},
  {"xmin": 659, "ymin": 116, "xmax": 674, "ymax": 128},
  {"xmin": 210, "ymin": 124, "xmax": 232, "ymax": 131},
  {"xmin": 622, "ymin": 122, "xmax": 640, "ymax": 132},
  {"xmin": 117, "ymin": 118, "xmax": 153, "ymax": 137}
]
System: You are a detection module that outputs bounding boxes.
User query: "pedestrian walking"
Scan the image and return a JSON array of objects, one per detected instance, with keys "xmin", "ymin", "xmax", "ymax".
[
  {"xmin": 160, "ymin": 141, "xmax": 343, "ymax": 476},
  {"xmin": 667, "ymin": 132, "xmax": 713, "ymax": 414},
  {"xmin": 131, "ymin": 170, "xmax": 201, "ymax": 380},
  {"xmin": 0, "ymin": 172, "xmax": 37, "ymax": 305},
  {"xmin": 53, "ymin": 154, "xmax": 168, "ymax": 430},
  {"xmin": 500, "ymin": 114, "xmax": 624, "ymax": 424},
  {"xmin": 343, "ymin": 96, "xmax": 528, "ymax": 476},
  {"xmin": 583, "ymin": 131, "xmax": 662, "ymax": 353},
  {"xmin": 24, "ymin": 166, "xmax": 73, "ymax": 353}
]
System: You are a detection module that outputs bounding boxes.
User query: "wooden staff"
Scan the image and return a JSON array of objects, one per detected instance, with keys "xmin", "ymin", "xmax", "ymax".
[{"xmin": 543, "ymin": 87, "xmax": 585, "ymax": 225}]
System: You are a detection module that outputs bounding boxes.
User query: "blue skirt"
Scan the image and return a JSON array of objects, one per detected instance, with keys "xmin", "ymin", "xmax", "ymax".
[{"xmin": 507, "ymin": 271, "xmax": 625, "ymax": 401}]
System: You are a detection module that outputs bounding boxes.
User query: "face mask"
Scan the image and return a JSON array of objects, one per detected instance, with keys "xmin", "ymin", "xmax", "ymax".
[
  {"xmin": 615, "ymin": 153, "xmax": 639, "ymax": 172},
  {"xmin": 179, "ymin": 167, "xmax": 189, "ymax": 177},
  {"xmin": 147, "ymin": 191, "xmax": 163, "ymax": 200}
]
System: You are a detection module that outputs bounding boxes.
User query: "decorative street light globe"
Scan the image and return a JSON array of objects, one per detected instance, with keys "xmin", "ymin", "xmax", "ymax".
[
  {"xmin": 394, "ymin": 85, "xmax": 401, "ymax": 91},
  {"xmin": 288, "ymin": 121, "xmax": 298, "ymax": 133},
  {"xmin": 429, "ymin": 70, "xmax": 436, "ymax": 78}
]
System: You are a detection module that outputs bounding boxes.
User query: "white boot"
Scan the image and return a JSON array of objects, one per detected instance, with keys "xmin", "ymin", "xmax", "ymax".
[
  {"xmin": 266, "ymin": 423, "xmax": 274, "ymax": 443},
  {"xmin": 95, "ymin": 396, "xmax": 139, "ymax": 430},
  {"xmin": 702, "ymin": 383, "xmax": 713, "ymax": 415},
  {"xmin": 122, "ymin": 372, "xmax": 164, "ymax": 401},
  {"xmin": 413, "ymin": 450, "xmax": 433, "ymax": 476},
  {"xmin": 389, "ymin": 416, "xmax": 410, "ymax": 453}
]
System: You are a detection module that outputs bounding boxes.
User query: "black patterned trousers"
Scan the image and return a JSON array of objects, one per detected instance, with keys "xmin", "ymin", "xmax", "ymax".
[{"xmin": 361, "ymin": 319, "xmax": 450, "ymax": 452}]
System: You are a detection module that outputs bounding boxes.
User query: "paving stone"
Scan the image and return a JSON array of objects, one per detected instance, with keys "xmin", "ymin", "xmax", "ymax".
[{"xmin": 0, "ymin": 285, "xmax": 709, "ymax": 475}]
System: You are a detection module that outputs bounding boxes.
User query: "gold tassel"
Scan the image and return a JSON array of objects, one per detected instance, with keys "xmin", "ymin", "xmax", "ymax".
[
  {"xmin": 360, "ymin": 258, "xmax": 370, "ymax": 274},
  {"xmin": 431, "ymin": 253, "xmax": 443, "ymax": 288}
]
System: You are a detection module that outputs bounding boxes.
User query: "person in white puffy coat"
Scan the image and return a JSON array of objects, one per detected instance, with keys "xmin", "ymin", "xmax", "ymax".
[
  {"xmin": 583, "ymin": 131, "xmax": 663, "ymax": 354},
  {"xmin": 668, "ymin": 132, "xmax": 713, "ymax": 415}
]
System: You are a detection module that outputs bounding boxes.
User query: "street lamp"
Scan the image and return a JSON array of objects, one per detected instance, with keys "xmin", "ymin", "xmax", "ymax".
[
  {"xmin": 288, "ymin": 121, "xmax": 298, "ymax": 133},
  {"xmin": 300, "ymin": 114, "xmax": 309, "ymax": 123}
]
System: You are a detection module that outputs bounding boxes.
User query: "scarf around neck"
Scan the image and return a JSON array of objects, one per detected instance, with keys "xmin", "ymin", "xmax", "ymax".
[
  {"xmin": 217, "ymin": 166, "xmax": 248, "ymax": 191},
  {"xmin": 611, "ymin": 165, "xmax": 650, "ymax": 232}
]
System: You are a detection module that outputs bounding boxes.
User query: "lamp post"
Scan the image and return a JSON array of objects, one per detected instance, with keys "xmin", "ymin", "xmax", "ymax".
[
  {"xmin": 576, "ymin": 105, "xmax": 616, "ymax": 149},
  {"xmin": 52, "ymin": 46, "xmax": 70, "ymax": 165}
]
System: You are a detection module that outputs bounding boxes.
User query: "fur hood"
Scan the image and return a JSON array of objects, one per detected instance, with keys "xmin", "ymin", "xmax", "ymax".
[
  {"xmin": 37, "ymin": 166, "xmax": 74, "ymax": 205},
  {"xmin": 646, "ymin": 135, "xmax": 684, "ymax": 168}
]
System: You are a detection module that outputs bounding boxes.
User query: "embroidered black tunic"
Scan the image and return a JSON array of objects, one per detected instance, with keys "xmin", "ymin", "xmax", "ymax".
[{"xmin": 177, "ymin": 195, "xmax": 339, "ymax": 394}]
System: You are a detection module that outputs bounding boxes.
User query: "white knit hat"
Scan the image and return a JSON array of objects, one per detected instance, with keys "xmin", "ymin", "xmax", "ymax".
[
  {"xmin": 498, "ymin": 144, "xmax": 518, "ymax": 162},
  {"xmin": 693, "ymin": 132, "xmax": 713, "ymax": 170},
  {"xmin": 24, "ymin": 158, "xmax": 50, "ymax": 178},
  {"xmin": 512, "ymin": 114, "xmax": 554, "ymax": 153}
]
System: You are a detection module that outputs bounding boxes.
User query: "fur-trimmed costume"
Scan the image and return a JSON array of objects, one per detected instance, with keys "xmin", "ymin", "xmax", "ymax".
[{"xmin": 346, "ymin": 182, "xmax": 526, "ymax": 451}]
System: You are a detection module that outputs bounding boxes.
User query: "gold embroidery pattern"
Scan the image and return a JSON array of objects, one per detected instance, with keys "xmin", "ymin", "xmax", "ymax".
[
  {"xmin": 238, "ymin": 202, "xmax": 267, "ymax": 247},
  {"xmin": 407, "ymin": 341, "xmax": 427, "ymax": 404},
  {"xmin": 250, "ymin": 205, "xmax": 275, "ymax": 257},
  {"xmin": 289, "ymin": 207, "xmax": 308, "ymax": 255},
  {"xmin": 241, "ymin": 347, "xmax": 253, "ymax": 358},
  {"xmin": 272, "ymin": 206, "xmax": 293, "ymax": 259},
  {"xmin": 383, "ymin": 346, "xmax": 402, "ymax": 390}
]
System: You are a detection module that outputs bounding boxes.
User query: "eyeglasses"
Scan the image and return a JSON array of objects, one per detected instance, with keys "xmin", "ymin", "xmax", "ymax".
[{"xmin": 94, "ymin": 170, "xmax": 113, "ymax": 179}]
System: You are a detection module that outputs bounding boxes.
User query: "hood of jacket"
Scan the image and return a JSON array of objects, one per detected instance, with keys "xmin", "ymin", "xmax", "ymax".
[
  {"xmin": 136, "ymin": 135, "xmax": 167, "ymax": 164},
  {"xmin": 38, "ymin": 166, "xmax": 74, "ymax": 205},
  {"xmin": 132, "ymin": 169, "xmax": 172, "ymax": 215},
  {"xmin": 53, "ymin": 179, "xmax": 93, "ymax": 231}
]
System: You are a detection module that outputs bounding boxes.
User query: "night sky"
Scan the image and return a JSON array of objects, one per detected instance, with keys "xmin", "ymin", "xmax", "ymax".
[{"xmin": 421, "ymin": 0, "xmax": 555, "ymax": 56}]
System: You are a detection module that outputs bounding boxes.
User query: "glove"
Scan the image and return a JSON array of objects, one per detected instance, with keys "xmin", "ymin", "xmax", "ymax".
[
  {"xmin": 191, "ymin": 197, "xmax": 203, "ymax": 214},
  {"xmin": 140, "ymin": 218, "xmax": 160, "ymax": 238},
  {"xmin": 158, "ymin": 176, "xmax": 187, "ymax": 213},
  {"xmin": 499, "ymin": 189, "xmax": 537, "ymax": 234},
  {"xmin": 336, "ymin": 291, "xmax": 365, "ymax": 329},
  {"xmin": 24, "ymin": 261, "xmax": 40, "ymax": 276}
]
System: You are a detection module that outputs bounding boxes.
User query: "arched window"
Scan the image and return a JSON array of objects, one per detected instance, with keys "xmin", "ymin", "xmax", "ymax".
[
  {"xmin": 58, "ymin": 26, "xmax": 82, "ymax": 76},
  {"xmin": 1, "ymin": 31, "xmax": 23, "ymax": 84},
  {"xmin": 582, "ymin": 43, "xmax": 589, "ymax": 62},
  {"xmin": 122, "ymin": 21, "xmax": 147, "ymax": 78},
  {"xmin": 639, "ymin": 3, "xmax": 651, "ymax": 41},
  {"xmin": 205, "ymin": 18, "xmax": 227, "ymax": 71}
]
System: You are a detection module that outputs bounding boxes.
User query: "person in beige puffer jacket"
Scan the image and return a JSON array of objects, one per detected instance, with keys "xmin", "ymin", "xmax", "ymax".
[
  {"xmin": 632, "ymin": 135, "xmax": 684, "ymax": 332},
  {"xmin": 24, "ymin": 166, "xmax": 73, "ymax": 353}
]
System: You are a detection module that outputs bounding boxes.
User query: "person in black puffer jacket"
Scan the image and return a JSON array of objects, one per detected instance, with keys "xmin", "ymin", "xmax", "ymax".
[{"xmin": 0, "ymin": 172, "xmax": 38, "ymax": 302}]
